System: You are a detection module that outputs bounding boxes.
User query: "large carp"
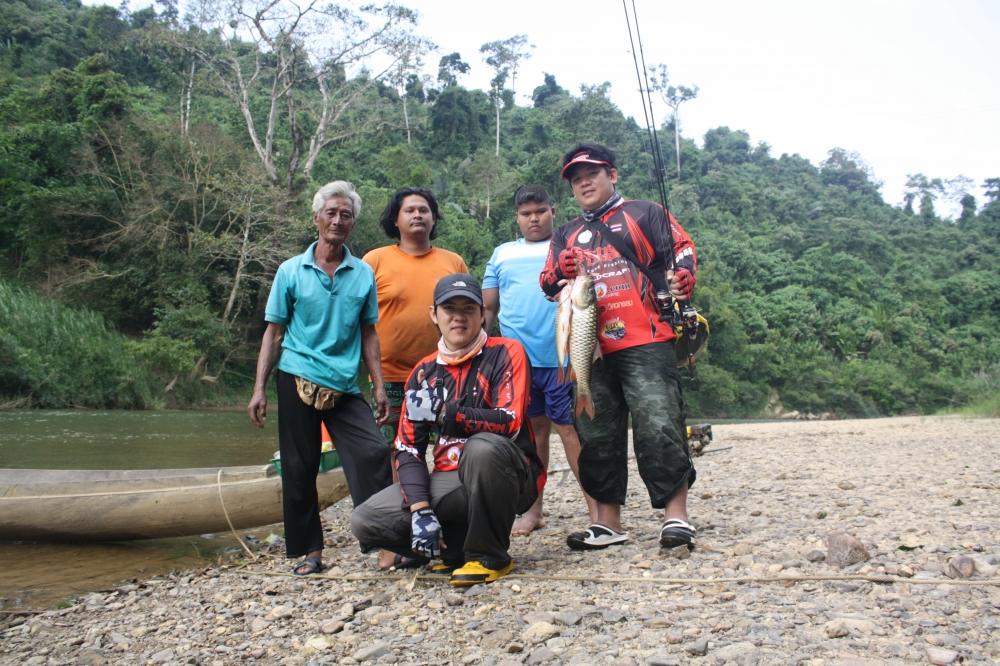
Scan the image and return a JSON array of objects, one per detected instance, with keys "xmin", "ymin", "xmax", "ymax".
[{"xmin": 555, "ymin": 268, "xmax": 599, "ymax": 417}]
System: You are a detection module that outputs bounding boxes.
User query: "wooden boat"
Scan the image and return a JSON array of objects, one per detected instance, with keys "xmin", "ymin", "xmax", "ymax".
[{"xmin": 0, "ymin": 464, "xmax": 349, "ymax": 541}]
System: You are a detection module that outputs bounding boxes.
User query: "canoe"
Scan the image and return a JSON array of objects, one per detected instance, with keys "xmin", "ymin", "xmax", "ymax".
[{"xmin": 0, "ymin": 464, "xmax": 349, "ymax": 542}]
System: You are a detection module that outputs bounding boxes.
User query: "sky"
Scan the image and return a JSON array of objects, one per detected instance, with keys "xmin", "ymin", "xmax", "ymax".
[
  {"xmin": 411, "ymin": 0, "xmax": 1000, "ymax": 215},
  {"xmin": 95, "ymin": 0, "xmax": 1000, "ymax": 215}
]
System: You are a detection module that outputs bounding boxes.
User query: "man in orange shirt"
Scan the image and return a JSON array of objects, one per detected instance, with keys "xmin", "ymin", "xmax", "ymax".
[{"xmin": 363, "ymin": 188, "xmax": 467, "ymax": 568}]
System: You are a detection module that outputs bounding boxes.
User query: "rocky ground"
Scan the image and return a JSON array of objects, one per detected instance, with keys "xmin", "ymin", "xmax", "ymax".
[{"xmin": 2, "ymin": 416, "xmax": 999, "ymax": 665}]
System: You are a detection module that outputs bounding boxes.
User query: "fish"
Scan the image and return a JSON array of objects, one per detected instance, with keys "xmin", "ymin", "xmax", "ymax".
[
  {"xmin": 555, "ymin": 282, "xmax": 573, "ymax": 383},
  {"xmin": 566, "ymin": 268, "xmax": 599, "ymax": 418}
]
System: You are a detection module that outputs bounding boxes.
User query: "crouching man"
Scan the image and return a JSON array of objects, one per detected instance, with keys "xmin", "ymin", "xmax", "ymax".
[{"xmin": 351, "ymin": 273, "xmax": 543, "ymax": 586}]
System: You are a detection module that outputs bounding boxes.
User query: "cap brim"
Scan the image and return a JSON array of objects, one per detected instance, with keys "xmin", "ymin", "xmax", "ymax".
[
  {"xmin": 560, "ymin": 155, "xmax": 613, "ymax": 179},
  {"xmin": 435, "ymin": 288, "xmax": 483, "ymax": 306}
]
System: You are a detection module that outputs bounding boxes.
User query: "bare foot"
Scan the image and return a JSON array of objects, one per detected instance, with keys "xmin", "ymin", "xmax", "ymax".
[
  {"xmin": 512, "ymin": 511, "xmax": 545, "ymax": 536},
  {"xmin": 376, "ymin": 549, "xmax": 397, "ymax": 570}
]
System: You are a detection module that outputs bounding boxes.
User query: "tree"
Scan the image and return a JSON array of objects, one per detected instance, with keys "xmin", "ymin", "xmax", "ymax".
[
  {"xmin": 648, "ymin": 64, "xmax": 698, "ymax": 179},
  {"xmin": 180, "ymin": 0, "xmax": 418, "ymax": 196},
  {"xmin": 479, "ymin": 34, "xmax": 533, "ymax": 157},
  {"xmin": 386, "ymin": 35, "xmax": 433, "ymax": 145},
  {"xmin": 436, "ymin": 51, "xmax": 469, "ymax": 88},
  {"xmin": 903, "ymin": 173, "xmax": 944, "ymax": 221}
]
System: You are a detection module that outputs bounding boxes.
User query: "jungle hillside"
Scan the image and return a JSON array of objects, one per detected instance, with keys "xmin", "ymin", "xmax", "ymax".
[{"xmin": 2, "ymin": 0, "xmax": 998, "ymax": 417}]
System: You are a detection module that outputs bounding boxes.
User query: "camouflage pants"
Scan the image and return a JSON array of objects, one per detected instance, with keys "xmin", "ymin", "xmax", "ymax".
[{"xmin": 575, "ymin": 342, "xmax": 695, "ymax": 509}]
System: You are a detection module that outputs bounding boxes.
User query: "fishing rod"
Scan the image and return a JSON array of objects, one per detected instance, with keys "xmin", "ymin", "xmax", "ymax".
[
  {"xmin": 622, "ymin": 1, "xmax": 708, "ymax": 375},
  {"xmin": 621, "ymin": 0, "xmax": 672, "ymax": 251}
]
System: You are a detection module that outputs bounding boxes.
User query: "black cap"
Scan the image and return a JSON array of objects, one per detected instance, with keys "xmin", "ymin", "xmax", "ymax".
[
  {"xmin": 560, "ymin": 142, "xmax": 617, "ymax": 179},
  {"xmin": 433, "ymin": 273, "xmax": 483, "ymax": 306}
]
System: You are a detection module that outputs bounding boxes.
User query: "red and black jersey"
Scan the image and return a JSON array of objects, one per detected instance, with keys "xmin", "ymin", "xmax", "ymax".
[
  {"xmin": 394, "ymin": 337, "xmax": 542, "ymax": 508},
  {"xmin": 540, "ymin": 198, "xmax": 697, "ymax": 355}
]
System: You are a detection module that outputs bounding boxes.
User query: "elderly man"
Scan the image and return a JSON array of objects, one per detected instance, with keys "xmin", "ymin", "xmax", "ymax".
[{"xmin": 249, "ymin": 181, "xmax": 392, "ymax": 576}]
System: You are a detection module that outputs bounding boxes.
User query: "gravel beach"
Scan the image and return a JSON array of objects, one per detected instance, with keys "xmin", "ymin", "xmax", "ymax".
[{"xmin": 3, "ymin": 415, "xmax": 998, "ymax": 665}]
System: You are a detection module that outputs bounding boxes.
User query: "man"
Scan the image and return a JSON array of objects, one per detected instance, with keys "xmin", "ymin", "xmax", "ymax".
[
  {"xmin": 351, "ymin": 274, "xmax": 543, "ymax": 586},
  {"xmin": 248, "ymin": 181, "xmax": 392, "ymax": 575},
  {"xmin": 483, "ymin": 185, "xmax": 597, "ymax": 535},
  {"xmin": 539, "ymin": 143, "xmax": 699, "ymax": 551},
  {"xmin": 363, "ymin": 188, "xmax": 468, "ymax": 450}
]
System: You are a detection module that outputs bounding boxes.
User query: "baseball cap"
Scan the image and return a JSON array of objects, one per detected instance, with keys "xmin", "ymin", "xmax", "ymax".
[
  {"xmin": 560, "ymin": 143, "xmax": 617, "ymax": 179},
  {"xmin": 433, "ymin": 273, "xmax": 483, "ymax": 306}
]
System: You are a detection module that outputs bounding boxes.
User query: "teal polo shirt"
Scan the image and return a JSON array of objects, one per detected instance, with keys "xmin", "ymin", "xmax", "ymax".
[{"xmin": 265, "ymin": 242, "xmax": 379, "ymax": 395}]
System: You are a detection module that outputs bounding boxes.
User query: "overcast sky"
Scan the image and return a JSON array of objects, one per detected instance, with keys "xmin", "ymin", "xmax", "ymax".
[
  {"xmin": 95, "ymin": 0, "xmax": 999, "ymax": 215},
  {"xmin": 414, "ymin": 0, "xmax": 999, "ymax": 214}
]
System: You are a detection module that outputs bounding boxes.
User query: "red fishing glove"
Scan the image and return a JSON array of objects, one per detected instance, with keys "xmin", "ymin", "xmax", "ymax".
[
  {"xmin": 557, "ymin": 247, "xmax": 585, "ymax": 280},
  {"xmin": 669, "ymin": 268, "xmax": 695, "ymax": 301}
]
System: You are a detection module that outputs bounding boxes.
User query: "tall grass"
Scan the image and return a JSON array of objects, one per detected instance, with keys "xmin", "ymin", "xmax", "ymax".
[{"xmin": 0, "ymin": 280, "xmax": 154, "ymax": 408}]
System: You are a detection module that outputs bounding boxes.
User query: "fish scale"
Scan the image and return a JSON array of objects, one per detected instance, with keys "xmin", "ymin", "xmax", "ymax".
[{"xmin": 553, "ymin": 268, "xmax": 599, "ymax": 417}]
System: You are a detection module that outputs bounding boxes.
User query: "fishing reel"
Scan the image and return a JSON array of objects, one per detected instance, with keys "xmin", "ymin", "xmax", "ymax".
[{"xmin": 657, "ymin": 291, "xmax": 710, "ymax": 378}]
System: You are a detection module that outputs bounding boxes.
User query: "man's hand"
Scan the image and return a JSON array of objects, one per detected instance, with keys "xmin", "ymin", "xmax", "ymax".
[
  {"xmin": 404, "ymin": 384, "xmax": 448, "ymax": 423},
  {"xmin": 557, "ymin": 247, "xmax": 586, "ymax": 280},
  {"xmin": 248, "ymin": 390, "xmax": 267, "ymax": 428},
  {"xmin": 667, "ymin": 268, "xmax": 695, "ymax": 301},
  {"xmin": 371, "ymin": 383, "xmax": 389, "ymax": 425},
  {"xmin": 410, "ymin": 508, "xmax": 443, "ymax": 558}
]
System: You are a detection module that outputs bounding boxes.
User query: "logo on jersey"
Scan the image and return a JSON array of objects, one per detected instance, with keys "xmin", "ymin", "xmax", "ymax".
[
  {"xmin": 446, "ymin": 446, "xmax": 462, "ymax": 464},
  {"xmin": 602, "ymin": 318, "xmax": 626, "ymax": 341},
  {"xmin": 577, "ymin": 229, "xmax": 593, "ymax": 244},
  {"xmin": 594, "ymin": 281, "xmax": 608, "ymax": 299}
]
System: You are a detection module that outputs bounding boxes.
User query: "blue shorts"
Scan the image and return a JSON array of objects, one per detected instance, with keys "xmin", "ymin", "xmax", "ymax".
[{"xmin": 527, "ymin": 367, "xmax": 574, "ymax": 425}]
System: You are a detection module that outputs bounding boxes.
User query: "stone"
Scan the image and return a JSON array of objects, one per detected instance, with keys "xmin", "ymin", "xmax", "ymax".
[
  {"xmin": 646, "ymin": 656, "xmax": 679, "ymax": 666},
  {"xmin": 250, "ymin": 617, "xmax": 271, "ymax": 633},
  {"xmin": 352, "ymin": 641, "xmax": 389, "ymax": 662},
  {"xmin": 522, "ymin": 621, "xmax": 559, "ymax": 644},
  {"xmin": 320, "ymin": 619, "xmax": 344, "ymax": 634},
  {"xmin": 684, "ymin": 638, "xmax": 708, "ymax": 656},
  {"xmin": 303, "ymin": 635, "xmax": 333, "ymax": 653},
  {"xmin": 826, "ymin": 531, "xmax": 870, "ymax": 568},
  {"xmin": 150, "ymin": 649, "xmax": 174, "ymax": 663},
  {"xmin": 805, "ymin": 549, "xmax": 826, "ymax": 562},
  {"xmin": 526, "ymin": 646, "xmax": 556, "ymax": 664},
  {"xmin": 711, "ymin": 642, "xmax": 757, "ymax": 661},
  {"xmin": 553, "ymin": 611, "xmax": 582, "ymax": 626},
  {"xmin": 925, "ymin": 647, "xmax": 960, "ymax": 665},
  {"xmin": 946, "ymin": 556, "xmax": 976, "ymax": 579},
  {"xmin": 266, "ymin": 605, "xmax": 295, "ymax": 620}
]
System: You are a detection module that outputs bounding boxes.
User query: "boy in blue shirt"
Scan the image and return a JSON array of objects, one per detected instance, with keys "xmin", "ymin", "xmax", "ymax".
[{"xmin": 483, "ymin": 185, "xmax": 596, "ymax": 535}]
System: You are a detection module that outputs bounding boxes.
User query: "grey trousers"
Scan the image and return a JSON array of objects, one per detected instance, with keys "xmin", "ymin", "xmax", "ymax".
[{"xmin": 350, "ymin": 432, "xmax": 536, "ymax": 566}]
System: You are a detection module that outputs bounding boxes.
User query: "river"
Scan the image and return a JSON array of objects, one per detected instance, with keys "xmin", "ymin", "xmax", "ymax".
[{"xmin": 0, "ymin": 409, "xmax": 286, "ymax": 610}]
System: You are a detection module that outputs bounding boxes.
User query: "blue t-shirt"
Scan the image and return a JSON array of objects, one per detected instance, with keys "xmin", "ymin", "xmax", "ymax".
[
  {"xmin": 482, "ymin": 238, "xmax": 559, "ymax": 368},
  {"xmin": 265, "ymin": 242, "xmax": 379, "ymax": 394}
]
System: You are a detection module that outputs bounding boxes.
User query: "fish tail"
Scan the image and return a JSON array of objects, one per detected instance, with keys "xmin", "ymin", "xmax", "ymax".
[{"xmin": 575, "ymin": 393, "xmax": 595, "ymax": 418}]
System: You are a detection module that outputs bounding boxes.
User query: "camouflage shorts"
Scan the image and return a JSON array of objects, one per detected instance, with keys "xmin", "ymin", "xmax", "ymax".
[{"xmin": 574, "ymin": 342, "xmax": 695, "ymax": 508}]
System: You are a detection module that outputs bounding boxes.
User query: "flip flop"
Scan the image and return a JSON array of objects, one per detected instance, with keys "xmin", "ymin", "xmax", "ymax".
[
  {"xmin": 659, "ymin": 519, "xmax": 696, "ymax": 550},
  {"xmin": 292, "ymin": 557, "xmax": 324, "ymax": 576},
  {"xmin": 566, "ymin": 524, "xmax": 629, "ymax": 550}
]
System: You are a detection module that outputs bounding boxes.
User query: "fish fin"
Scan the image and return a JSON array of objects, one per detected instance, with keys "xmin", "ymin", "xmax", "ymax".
[
  {"xmin": 557, "ymin": 364, "xmax": 566, "ymax": 383},
  {"xmin": 575, "ymin": 394, "xmax": 595, "ymax": 418},
  {"xmin": 568, "ymin": 367, "xmax": 577, "ymax": 382}
]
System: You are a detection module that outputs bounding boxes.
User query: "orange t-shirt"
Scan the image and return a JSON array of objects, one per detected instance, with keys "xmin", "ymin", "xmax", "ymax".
[{"xmin": 362, "ymin": 245, "xmax": 468, "ymax": 381}]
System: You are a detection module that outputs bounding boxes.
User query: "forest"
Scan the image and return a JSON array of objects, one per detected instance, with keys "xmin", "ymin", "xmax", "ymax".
[{"xmin": 2, "ymin": 0, "xmax": 998, "ymax": 417}]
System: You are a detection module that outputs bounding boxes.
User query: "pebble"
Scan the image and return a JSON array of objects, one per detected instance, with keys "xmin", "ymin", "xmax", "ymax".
[
  {"xmin": 825, "ymin": 530, "xmax": 871, "ymax": 567},
  {"xmin": 3, "ymin": 418, "xmax": 998, "ymax": 666}
]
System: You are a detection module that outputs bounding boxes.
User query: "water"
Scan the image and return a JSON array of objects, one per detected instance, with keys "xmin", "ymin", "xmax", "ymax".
[{"xmin": 0, "ymin": 409, "xmax": 287, "ymax": 609}]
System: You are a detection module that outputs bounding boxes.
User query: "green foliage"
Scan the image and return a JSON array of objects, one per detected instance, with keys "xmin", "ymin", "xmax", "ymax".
[
  {"xmin": 3, "ymin": 0, "xmax": 999, "ymax": 416},
  {"xmin": 0, "ymin": 280, "xmax": 154, "ymax": 408}
]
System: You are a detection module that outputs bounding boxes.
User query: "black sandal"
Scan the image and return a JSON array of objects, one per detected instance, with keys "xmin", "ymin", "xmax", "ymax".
[
  {"xmin": 659, "ymin": 519, "xmax": 696, "ymax": 550},
  {"xmin": 292, "ymin": 557, "xmax": 324, "ymax": 575}
]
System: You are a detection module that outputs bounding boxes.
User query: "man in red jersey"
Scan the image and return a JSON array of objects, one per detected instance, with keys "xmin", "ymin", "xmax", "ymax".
[
  {"xmin": 351, "ymin": 274, "xmax": 543, "ymax": 586},
  {"xmin": 540, "ymin": 143, "xmax": 699, "ymax": 551}
]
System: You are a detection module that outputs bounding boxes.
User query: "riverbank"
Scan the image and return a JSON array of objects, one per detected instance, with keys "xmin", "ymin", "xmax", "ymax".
[{"xmin": 3, "ymin": 416, "xmax": 998, "ymax": 665}]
